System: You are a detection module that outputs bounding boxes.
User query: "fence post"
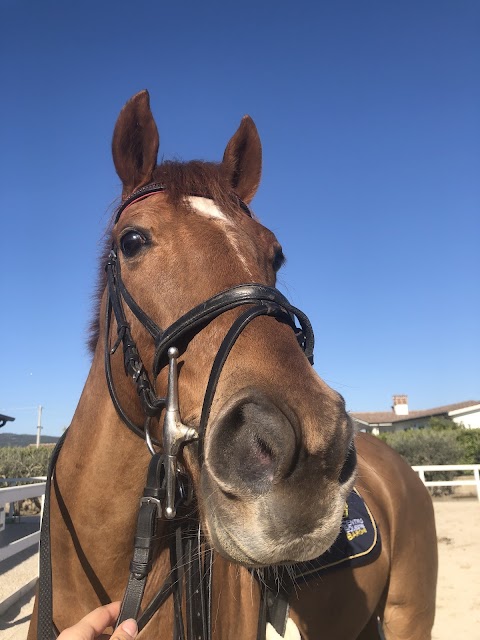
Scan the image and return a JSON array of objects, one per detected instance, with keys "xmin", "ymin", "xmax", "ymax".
[{"xmin": 474, "ymin": 467, "xmax": 480, "ymax": 502}]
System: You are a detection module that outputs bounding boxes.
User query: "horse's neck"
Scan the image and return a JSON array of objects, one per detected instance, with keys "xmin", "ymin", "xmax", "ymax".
[
  {"xmin": 211, "ymin": 561, "xmax": 262, "ymax": 639},
  {"xmin": 57, "ymin": 349, "xmax": 151, "ymax": 515},
  {"xmin": 51, "ymin": 350, "xmax": 165, "ymax": 615}
]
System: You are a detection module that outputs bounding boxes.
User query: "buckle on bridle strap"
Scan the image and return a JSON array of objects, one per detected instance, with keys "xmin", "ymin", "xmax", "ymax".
[{"xmin": 140, "ymin": 496, "xmax": 162, "ymax": 519}]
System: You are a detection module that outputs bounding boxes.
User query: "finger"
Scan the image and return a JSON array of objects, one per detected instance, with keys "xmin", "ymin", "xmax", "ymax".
[
  {"xmin": 58, "ymin": 602, "xmax": 121, "ymax": 640},
  {"xmin": 76, "ymin": 601, "xmax": 122, "ymax": 637},
  {"xmin": 111, "ymin": 619, "xmax": 138, "ymax": 640}
]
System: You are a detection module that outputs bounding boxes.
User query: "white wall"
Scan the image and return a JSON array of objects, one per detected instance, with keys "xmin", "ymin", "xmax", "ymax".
[{"xmin": 451, "ymin": 408, "xmax": 480, "ymax": 429}]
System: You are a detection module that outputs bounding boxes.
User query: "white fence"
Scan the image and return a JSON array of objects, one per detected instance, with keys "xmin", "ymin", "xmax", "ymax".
[
  {"xmin": 0, "ymin": 479, "xmax": 46, "ymax": 562},
  {"xmin": 412, "ymin": 464, "xmax": 480, "ymax": 501}
]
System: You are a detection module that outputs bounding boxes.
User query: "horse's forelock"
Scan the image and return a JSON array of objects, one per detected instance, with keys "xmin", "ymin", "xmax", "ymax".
[
  {"xmin": 87, "ymin": 160, "xmax": 242, "ymax": 355},
  {"xmin": 152, "ymin": 160, "xmax": 241, "ymax": 217}
]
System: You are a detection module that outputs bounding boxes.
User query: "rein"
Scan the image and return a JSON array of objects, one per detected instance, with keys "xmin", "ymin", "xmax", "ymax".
[{"xmin": 37, "ymin": 184, "xmax": 315, "ymax": 640}]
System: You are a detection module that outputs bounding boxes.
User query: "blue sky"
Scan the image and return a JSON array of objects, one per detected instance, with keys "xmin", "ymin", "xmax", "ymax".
[{"xmin": 1, "ymin": 1, "xmax": 479, "ymax": 436}]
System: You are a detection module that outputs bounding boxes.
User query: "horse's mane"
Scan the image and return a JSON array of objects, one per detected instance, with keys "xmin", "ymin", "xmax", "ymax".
[{"xmin": 87, "ymin": 159, "xmax": 241, "ymax": 354}]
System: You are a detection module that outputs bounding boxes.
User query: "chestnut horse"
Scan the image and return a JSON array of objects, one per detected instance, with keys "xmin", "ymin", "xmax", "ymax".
[{"xmin": 28, "ymin": 91, "xmax": 437, "ymax": 640}]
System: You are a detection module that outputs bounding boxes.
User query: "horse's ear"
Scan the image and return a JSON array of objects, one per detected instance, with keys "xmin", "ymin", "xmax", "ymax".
[
  {"xmin": 112, "ymin": 90, "xmax": 159, "ymax": 198},
  {"xmin": 222, "ymin": 116, "xmax": 262, "ymax": 203}
]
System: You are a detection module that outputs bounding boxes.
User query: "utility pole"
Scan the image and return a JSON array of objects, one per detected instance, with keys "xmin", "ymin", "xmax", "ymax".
[{"xmin": 36, "ymin": 405, "xmax": 43, "ymax": 448}]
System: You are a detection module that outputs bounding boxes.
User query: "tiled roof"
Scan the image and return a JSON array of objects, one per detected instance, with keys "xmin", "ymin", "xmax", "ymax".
[{"xmin": 350, "ymin": 400, "xmax": 480, "ymax": 425}]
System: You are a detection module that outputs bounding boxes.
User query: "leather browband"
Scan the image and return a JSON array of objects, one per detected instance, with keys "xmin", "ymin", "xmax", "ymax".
[
  {"xmin": 114, "ymin": 183, "xmax": 167, "ymax": 223},
  {"xmin": 114, "ymin": 182, "xmax": 252, "ymax": 225}
]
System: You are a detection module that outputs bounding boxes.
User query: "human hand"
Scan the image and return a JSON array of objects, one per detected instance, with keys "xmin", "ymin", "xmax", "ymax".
[{"xmin": 56, "ymin": 601, "xmax": 138, "ymax": 640}]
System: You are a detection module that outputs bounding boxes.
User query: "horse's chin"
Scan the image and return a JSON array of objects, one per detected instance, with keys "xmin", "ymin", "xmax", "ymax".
[{"xmin": 199, "ymin": 470, "xmax": 355, "ymax": 567}]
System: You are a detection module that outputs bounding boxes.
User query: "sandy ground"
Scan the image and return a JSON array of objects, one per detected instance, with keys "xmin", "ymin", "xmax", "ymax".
[
  {"xmin": 0, "ymin": 589, "xmax": 34, "ymax": 640},
  {"xmin": 431, "ymin": 499, "xmax": 480, "ymax": 640},
  {"xmin": 0, "ymin": 500, "xmax": 479, "ymax": 639}
]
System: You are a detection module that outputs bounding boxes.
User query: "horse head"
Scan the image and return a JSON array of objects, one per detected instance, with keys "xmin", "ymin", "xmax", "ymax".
[{"xmin": 93, "ymin": 90, "xmax": 356, "ymax": 568}]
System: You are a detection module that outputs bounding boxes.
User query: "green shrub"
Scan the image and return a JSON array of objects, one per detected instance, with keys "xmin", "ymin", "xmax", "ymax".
[
  {"xmin": 378, "ymin": 429, "xmax": 464, "ymax": 466},
  {"xmin": 427, "ymin": 416, "xmax": 461, "ymax": 431},
  {"xmin": 456, "ymin": 429, "xmax": 480, "ymax": 464},
  {"xmin": 0, "ymin": 446, "xmax": 52, "ymax": 482}
]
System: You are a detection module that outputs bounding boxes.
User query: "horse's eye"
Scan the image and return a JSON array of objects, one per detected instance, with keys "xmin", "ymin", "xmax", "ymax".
[
  {"xmin": 273, "ymin": 249, "xmax": 286, "ymax": 272},
  {"xmin": 120, "ymin": 230, "xmax": 147, "ymax": 258}
]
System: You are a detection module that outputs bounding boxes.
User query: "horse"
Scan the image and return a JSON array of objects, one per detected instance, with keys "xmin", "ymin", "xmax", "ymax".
[{"xmin": 28, "ymin": 90, "xmax": 437, "ymax": 640}]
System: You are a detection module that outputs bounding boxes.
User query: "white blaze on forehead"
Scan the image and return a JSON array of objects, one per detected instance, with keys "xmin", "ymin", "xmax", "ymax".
[
  {"xmin": 186, "ymin": 196, "xmax": 254, "ymax": 277},
  {"xmin": 187, "ymin": 196, "xmax": 232, "ymax": 224}
]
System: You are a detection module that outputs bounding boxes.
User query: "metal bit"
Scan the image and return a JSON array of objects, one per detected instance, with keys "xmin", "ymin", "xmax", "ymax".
[{"xmin": 163, "ymin": 347, "xmax": 198, "ymax": 518}]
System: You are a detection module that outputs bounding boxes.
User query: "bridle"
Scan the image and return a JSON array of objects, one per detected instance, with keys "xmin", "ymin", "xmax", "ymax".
[
  {"xmin": 37, "ymin": 183, "xmax": 315, "ymax": 640},
  {"xmin": 104, "ymin": 183, "xmax": 314, "ymax": 515}
]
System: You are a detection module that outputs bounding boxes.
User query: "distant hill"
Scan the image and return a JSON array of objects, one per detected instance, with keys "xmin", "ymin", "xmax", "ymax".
[{"xmin": 0, "ymin": 432, "xmax": 60, "ymax": 448}]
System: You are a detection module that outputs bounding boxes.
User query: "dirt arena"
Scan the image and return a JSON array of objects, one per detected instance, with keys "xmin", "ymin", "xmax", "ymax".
[{"xmin": 431, "ymin": 498, "xmax": 479, "ymax": 640}]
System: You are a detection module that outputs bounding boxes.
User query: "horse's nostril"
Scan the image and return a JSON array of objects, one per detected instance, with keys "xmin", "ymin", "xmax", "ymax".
[
  {"xmin": 254, "ymin": 435, "xmax": 275, "ymax": 468},
  {"xmin": 339, "ymin": 445, "xmax": 357, "ymax": 484},
  {"xmin": 206, "ymin": 392, "xmax": 296, "ymax": 496},
  {"xmin": 244, "ymin": 434, "xmax": 276, "ymax": 484}
]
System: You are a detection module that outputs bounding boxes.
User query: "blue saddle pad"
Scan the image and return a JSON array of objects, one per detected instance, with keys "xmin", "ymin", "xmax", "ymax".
[{"xmin": 291, "ymin": 487, "xmax": 381, "ymax": 581}]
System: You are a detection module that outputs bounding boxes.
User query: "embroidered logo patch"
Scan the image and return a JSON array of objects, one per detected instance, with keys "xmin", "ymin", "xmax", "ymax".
[{"xmin": 343, "ymin": 516, "xmax": 368, "ymax": 541}]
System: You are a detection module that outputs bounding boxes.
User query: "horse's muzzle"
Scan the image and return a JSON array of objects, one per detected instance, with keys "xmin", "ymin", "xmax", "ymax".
[{"xmin": 199, "ymin": 388, "xmax": 356, "ymax": 566}]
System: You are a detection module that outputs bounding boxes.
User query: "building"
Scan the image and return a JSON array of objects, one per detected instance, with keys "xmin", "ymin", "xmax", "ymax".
[{"xmin": 350, "ymin": 396, "xmax": 480, "ymax": 435}]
